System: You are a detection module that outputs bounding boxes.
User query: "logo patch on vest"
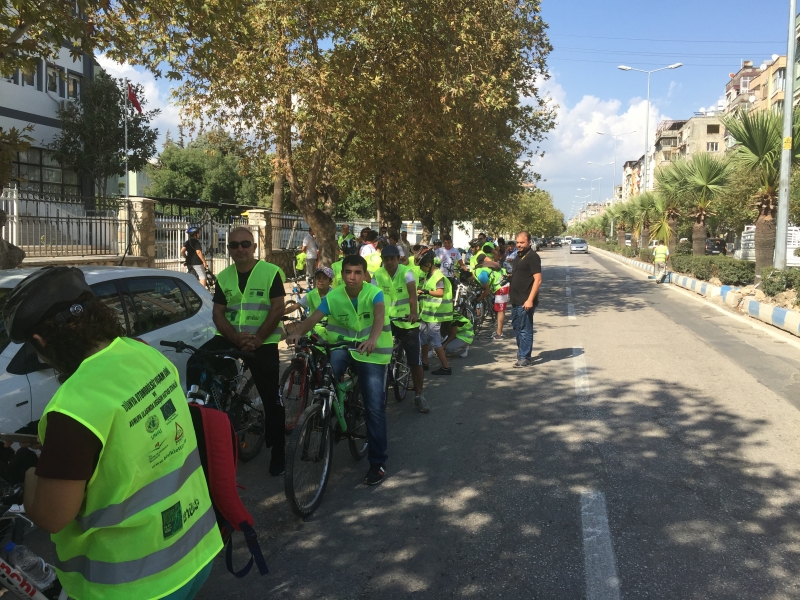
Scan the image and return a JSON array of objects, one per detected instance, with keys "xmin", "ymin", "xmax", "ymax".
[
  {"xmin": 161, "ymin": 501, "xmax": 183, "ymax": 539},
  {"xmin": 160, "ymin": 399, "xmax": 177, "ymax": 422},
  {"xmin": 145, "ymin": 415, "xmax": 160, "ymax": 433},
  {"xmin": 175, "ymin": 422, "xmax": 184, "ymax": 442}
]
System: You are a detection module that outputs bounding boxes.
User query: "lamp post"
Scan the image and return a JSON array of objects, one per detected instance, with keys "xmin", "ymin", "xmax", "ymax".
[
  {"xmin": 596, "ymin": 130, "xmax": 637, "ymax": 203},
  {"xmin": 588, "ymin": 161, "xmax": 615, "ymax": 202},
  {"xmin": 580, "ymin": 177, "xmax": 602, "ymax": 206},
  {"xmin": 575, "ymin": 194, "xmax": 591, "ymax": 223},
  {"xmin": 618, "ymin": 63, "xmax": 683, "ymax": 193}
]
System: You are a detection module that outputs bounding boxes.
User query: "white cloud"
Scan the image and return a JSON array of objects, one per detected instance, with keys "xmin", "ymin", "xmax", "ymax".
[
  {"xmin": 698, "ymin": 94, "xmax": 727, "ymax": 114},
  {"xmin": 531, "ymin": 75, "xmax": 672, "ymax": 219},
  {"xmin": 95, "ymin": 55, "xmax": 183, "ymax": 147}
]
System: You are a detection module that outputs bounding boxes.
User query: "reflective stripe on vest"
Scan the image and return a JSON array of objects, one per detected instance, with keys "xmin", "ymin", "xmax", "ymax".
[
  {"xmin": 421, "ymin": 269, "xmax": 453, "ymax": 323},
  {"xmin": 215, "ymin": 261, "xmax": 285, "ymax": 344},
  {"xmin": 374, "ymin": 265, "xmax": 417, "ymax": 329},
  {"xmin": 654, "ymin": 246, "xmax": 669, "ymax": 262},
  {"xmin": 39, "ymin": 338, "xmax": 222, "ymax": 598},
  {"xmin": 325, "ymin": 284, "xmax": 393, "ymax": 364}
]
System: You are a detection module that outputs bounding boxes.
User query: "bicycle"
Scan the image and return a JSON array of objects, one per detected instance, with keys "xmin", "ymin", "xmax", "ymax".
[
  {"xmin": 160, "ymin": 341, "xmax": 266, "ymax": 462},
  {"xmin": 279, "ymin": 324, "xmax": 328, "ymax": 435},
  {"xmin": 387, "ymin": 318, "xmax": 412, "ymax": 402},
  {"xmin": 284, "ymin": 336, "xmax": 369, "ymax": 518}
]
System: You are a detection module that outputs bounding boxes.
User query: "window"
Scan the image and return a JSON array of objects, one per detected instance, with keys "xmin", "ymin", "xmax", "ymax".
[
  {"xmin": 773, "ymin": 68, "xmax": 786, "ymax": 92},
  {"xmin": 11, "ymin": 149, "xmax": 81, "ymax": 196},
  {"xmin": 774, "ymin": 99, "xmax": 785, "ymax": 115},
  {"xmin": 177, "ymin": 280, "xmax": 204, "ymax": 317},
  {"xmin": 46, "ymin": 65, "xmax": 57, "ymax": 92},
  {"xmin": 740, "ymin": 77, "xmax": 752, "ymax": 91},
  {"xmin": 68, "ymin": 75, "xmax": 80, "ymax": 99},
  {"xmin": 707, "ymin": 124, "xmax": 720, "ymax": 135},
  {"xmin": 21, "ymin": 64, "xmax": 36, "ymax": 87},
  {"xmin": 124, "ymin": 277, "xmax": 190, "ymax": 336},
  {"xmin": 90, "ymin": 281, "xmax": 129, "ymax": 333},
  {"xmin": 707, "ymin": 142, "xmax": 719, "ymax": 152}
]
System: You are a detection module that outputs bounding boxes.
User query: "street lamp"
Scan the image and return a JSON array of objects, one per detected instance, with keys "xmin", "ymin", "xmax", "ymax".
[
  {"xmin": 580, "ymin": 177, "xmax": 602, "ymax": 204},
  {"xmin": 618, "ymin": 63, "xmax": 682, "ymax": 193},
  {"xmin": 596, "ymin": 130, "xmax": 636, "ymax": 203},
  {"xmin": 588, "ymin": 161, "xmax": 615, "ymax": 202}
]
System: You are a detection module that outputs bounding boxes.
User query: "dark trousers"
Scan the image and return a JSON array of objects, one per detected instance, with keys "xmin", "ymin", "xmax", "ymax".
[{"xmin": 187, "ymin": 336, "xmax": 285, "ymax": 456}]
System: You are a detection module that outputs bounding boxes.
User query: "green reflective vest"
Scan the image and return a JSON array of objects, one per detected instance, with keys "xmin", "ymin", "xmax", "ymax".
[
  {"xmin": 374, "ymin": 265, "xmax": 417, "ymax": 330},
  {"xmin": 469, "ymin": 251, "xmax": 486, "ymax": 272},
  {"xmin": 295, "ymin": 251, "xmax": 306, "ymax": 271},
  {"xmin": 331, "ymin": 260, "xmax": 343, "ymax": 289},
  {"xmin": 452, "ymin": 315, "xmax": 475, "ymax": 345},
  {"xmin": 366, "ymin": 251, "xmax": 382, "ymax": 276},
  {"xmin": 653, "ymin": 246, "xmax": 669, "ymax": 263},
  {"xmin": 39, "ymin": 338, "xmax": 222, "ymax": 600},
  {"xmin": 421, "ymin": 269, "xmax": 453, "ymax": 323},
  {"xmin": 325, "ymin": 283, "xmax": 392, "ymax": 364},
  {"xmin": 337, "ymin": 233, "xmax": 355, "ymax": 247},
  {"xmin": 305, "ymin": 287, "xmax": 330, "ymax": 340},
  {"xmin": 216, "ymin": 261, "xmax": 285, "ymax": 344}
]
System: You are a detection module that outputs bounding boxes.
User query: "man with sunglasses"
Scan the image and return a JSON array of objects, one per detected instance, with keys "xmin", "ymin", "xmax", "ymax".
[{"xmin": 187, "ymin": 227, "xmax": 288, "ymax": 476}]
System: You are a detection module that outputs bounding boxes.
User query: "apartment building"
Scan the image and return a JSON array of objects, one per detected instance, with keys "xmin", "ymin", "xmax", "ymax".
[
  {"xmin": 678, "ymin": 114, "xmax": 725, "ymax": 157},
  {"xmin": 724, "ymin": 61, "xmax": 761, "ymax": 114},
  {"xmin": 621, "ymin": 157, "xmax": 643, "ymax": 202},
  {"xmin": 1, "ymin": 46, "xmax": 96, "ymax": 196},
  {"xmin": 749, "ymin": 55, "xmax": 787, "ymax": 115},
  {"xmin": 652, "ymin": 120, "xmax": 687, "ymax": 172}
]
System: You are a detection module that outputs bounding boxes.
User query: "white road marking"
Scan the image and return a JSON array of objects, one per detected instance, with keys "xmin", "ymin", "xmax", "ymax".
[
  {"xmin": 581, "ymin": 490, "xmax": 621, "ymax": 600},
  {"xmin": 566, "ymin": 274, "xmax": 570, "ymax": 281},
  {"xmin": 572, "ymin": 346, "xmax": 589, "ymax": 401},
  {"xmin": 568, "ymin": 304, "xmax": 576, "ymax": 320},
  {"xmin": 566, "ymin": 287, "xmax": 572, "ymax": 297}
]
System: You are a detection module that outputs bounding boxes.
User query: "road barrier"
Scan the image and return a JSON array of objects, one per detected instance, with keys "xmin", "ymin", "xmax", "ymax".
[{"xmin": 590, "ymin": 246, "xmax": 800, "ymax": 339}]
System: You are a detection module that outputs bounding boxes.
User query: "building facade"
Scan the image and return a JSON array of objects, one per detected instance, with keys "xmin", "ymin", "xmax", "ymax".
[
  {"xmin": 749, "ymin": 55, "xmax": 787, "ymax": 115},
  {"xmin": 724, "ymin": 60, "xmax": 760, "ymax": 114},
  {"xmin": 621, "ymin": 157, "xmax": 643, "ymax": 202}
]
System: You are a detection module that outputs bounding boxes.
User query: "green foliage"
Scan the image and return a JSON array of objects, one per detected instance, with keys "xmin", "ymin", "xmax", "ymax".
[
  {"xmin": 674, "ymin": 240, "xmax": 693, "ymax": 256},
  {"xmin": 50, "ymin": 72, "xmax": 159, "ymax": 195},
  {"xmin": 690, "ymin": 256, "xmax": 716, "ymax": 281},
  {"xmin": 496, "ymin": 189, "xmax": 564, "ymax": 238},
  {"xmin": 760, "ymin": 268, "xmax": 800, "ymax": 296},
  {"xmin": 638, "ymin": 249, "xmax": 653, "ymax": 263},
  {"xmin": 0, "ymin": 125, "xmax": 33, "ymax": 189},
  {"xmin": 146, "ymin": 131, "xmax": 264, "ymax": 205},
  {"xmin": 671, "ymin": 255, "xmax": 755, "ymax": 285},
  {"xmin": 669, "ymin": 255, "xmax": 693, "ymax": 275}
]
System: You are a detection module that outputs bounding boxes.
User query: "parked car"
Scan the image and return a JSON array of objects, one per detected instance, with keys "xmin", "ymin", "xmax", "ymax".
[
  {"xmin": 564, "ymin": 236, "xmax": 573, "ymax": 243},
  {"xmin": 0, "ymin": 266, "xmax": 215, "ymax": 434},
  {"xmin": 705, "ymin": 238, "xmax": 727, "ymax": 255},
  {"xmin": 570, "ymin": 238, "xmax": 589, "ymax": 254},
  {"xmin": 553, "ymin": 238, "xmax": 563, "ymax": 247}
]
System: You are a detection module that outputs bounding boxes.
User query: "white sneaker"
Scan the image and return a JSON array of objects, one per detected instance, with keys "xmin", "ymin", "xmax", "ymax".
[{"xmin": 459, "ymin": 347, "xmax": 469, "ymax": 358}]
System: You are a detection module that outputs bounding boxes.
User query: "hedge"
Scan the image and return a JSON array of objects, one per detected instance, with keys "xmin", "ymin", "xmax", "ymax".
[{"xmin": 760, "ymin": 267, "xmax": 800, "ymax": 297}]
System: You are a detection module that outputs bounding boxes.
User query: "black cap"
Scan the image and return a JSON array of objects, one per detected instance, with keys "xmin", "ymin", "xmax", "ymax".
[
  {"xmin": 3, "ymin": 267, "xmax": 93, "ymax": 343},
  {"xmin": 381, "ymin": 244, "xmax": 401, "ymax": 257}
]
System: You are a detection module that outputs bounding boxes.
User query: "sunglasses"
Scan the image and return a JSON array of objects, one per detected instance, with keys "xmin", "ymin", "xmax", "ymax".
[{"xmin": 227, "ymin": 240, "xmax": 253, "ymax": 249}]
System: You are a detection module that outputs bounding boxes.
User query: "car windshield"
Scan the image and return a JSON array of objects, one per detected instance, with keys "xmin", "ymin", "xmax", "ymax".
[
  {"xmin": 0, "ymin": 289, "xmax": 10, "ymax": 355},
  {"xmin": 572, "ymin": 239, "xmax": 586, "ymax": 244}
]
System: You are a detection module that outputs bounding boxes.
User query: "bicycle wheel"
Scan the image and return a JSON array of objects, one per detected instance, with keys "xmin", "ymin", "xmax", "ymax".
[
  {"xmin": 284, "ymin": 403, "xmax": 333, "ymax": 518},
  {"xmin": 459, "ymin": 305, "xmax": 476, "ymax": 329},
  {"xmin": 392, "ymin": 346, "xmax": 409, "ymax": 402},
  {"xmin": 347, "ymin": 387, "xmax": 369, "ymax": 460},
  {"xmin": 236, "ymin": 376, "xmax": 266, "ymax": 462},
  {"xmin": 281, "ymin": 360, "xmax": 310, "ymax": 435},
  {"xmin": 205, "ymin": 271, "xmax": 218, "ymax": 293}
]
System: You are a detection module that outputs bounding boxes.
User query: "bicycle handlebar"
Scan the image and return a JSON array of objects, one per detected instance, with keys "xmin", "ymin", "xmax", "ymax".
[{"xmin": 160, "ymin": 340, "xmax": 257, "ymax": 362}]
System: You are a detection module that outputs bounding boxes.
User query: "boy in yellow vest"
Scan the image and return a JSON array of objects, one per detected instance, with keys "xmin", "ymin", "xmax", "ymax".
[
  {"xmin": 187, "ymin": 227, "xmax": 287, "ymax": 477},
  {"xmin": 286, "ymin": 254, "xmax": 391, "ymax": 486},
  {"xmin": 418, "ymin": 250, "xmax": 453, "ymax": 375},
  {"xmin": 284, "ymin": 266, "xmax": 333, "ymax": 339}
]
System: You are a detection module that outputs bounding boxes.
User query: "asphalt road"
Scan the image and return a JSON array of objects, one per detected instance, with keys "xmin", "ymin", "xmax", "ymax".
[{"xmin": 198, "ymin": 247, "xmax": 800, "ymax": 599}]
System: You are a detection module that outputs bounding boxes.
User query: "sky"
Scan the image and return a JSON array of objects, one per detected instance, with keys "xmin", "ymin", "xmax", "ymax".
[{"xmin": 100, "ymin": 0, "xmax": 792, "ymax": 221}]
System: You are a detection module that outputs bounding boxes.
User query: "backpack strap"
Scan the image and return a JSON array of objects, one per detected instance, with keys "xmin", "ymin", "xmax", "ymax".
[{"xmin": 224, "ymin": 521, "xmax": 269, "ymax": 577}]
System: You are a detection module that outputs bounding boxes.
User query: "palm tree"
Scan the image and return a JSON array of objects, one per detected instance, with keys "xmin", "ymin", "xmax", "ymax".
[
  {"xmin": 681, "ymin": 152, "xmax": 734, "ymax": 256},
  {"xmin": 632, "ymin": 192, "xmax": 659, "ymax": 249},
  {"xmin": 723, "ymin": 109, "xmax": 800, "ymax": 274},
  {"xmin": 653, "ymin": 162, "xmax": 685, "ymax": 255},
  {"xmin": 606, "ymin": 203, "xmax": 626, "ymax": 246}
]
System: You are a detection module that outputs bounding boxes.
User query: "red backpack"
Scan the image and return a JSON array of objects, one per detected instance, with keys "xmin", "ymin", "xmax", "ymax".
[{"xmin": 188, "ymin": 403, "xmax": 269, "ymax": 577}]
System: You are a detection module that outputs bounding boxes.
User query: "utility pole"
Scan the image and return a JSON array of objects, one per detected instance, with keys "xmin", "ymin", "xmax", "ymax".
[{"xmin": 775, "ymin": 0, "xmax": 798, "ymax": 269}]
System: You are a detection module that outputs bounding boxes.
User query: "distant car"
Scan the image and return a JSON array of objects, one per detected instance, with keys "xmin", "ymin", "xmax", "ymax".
[
  {"xmin": 570, "ymin": 238, "xmax": 589, "ymax": 254},
  {"xmin": 705, "ymin": 238, "xmax": 727, "ymax": 255},
  {"xmin": 564, "ymin": 236, "xmax": 573, "ymax": 243},
  {"xmin": 0, "ymin": 266, "xmax": 215, "ymax": 434},
  {"xmin": 553, "ymin": 238, "xmax": 563, "ymax": 247}
]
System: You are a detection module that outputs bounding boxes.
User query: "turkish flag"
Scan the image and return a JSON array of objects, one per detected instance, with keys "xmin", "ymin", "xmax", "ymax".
[{"xmin": 127, "ymin": 83, "xmax": 143, "ymax": 114}]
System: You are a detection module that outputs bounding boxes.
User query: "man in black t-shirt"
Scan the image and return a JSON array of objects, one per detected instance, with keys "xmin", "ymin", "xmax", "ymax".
[
  {"xmin": 181, "ymin": 227, "xmax": 208, "ymax": 287},
  {"xmin": 508, "ymin": 231, "xmax": 542, "ymax": 368}
]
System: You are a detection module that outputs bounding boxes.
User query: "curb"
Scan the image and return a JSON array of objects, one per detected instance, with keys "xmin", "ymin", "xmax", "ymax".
[{"xmin": 589, "ymin": 245, "xmax": 800, "ymax": 338}]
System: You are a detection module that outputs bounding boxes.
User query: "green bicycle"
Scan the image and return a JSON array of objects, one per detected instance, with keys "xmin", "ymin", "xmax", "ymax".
[{"xmin": 284, "ymin": 336, "xmax": 369, "ymax": 518}]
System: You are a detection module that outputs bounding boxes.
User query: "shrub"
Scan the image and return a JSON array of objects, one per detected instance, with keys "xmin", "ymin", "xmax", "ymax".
[
  {"xmin": 761, "ymin": 268, "xmax": 789, "ymax": 296},
  {"xmin": 638, "ymin": 249, "xmax": 653, "ymax": 263},
  {"xmin": 715, "ymin": 257, "xmax": 755, "ymax": 286},
  {"xmin": 674, "ymin": 240, "xmax": 692, "ymax": 256},
  {"xmin": 670, "ymin": 255, "xmax": 693, "ymax": 274},
  {"xmin": 690, "ymin": 256, "xmax": 715, "ymax": 281}
]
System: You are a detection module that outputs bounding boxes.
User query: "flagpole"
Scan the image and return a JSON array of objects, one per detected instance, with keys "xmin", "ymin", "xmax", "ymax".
[{"xmin": 124, "ymin": 78, "xmax": 129, "ymax": 198}]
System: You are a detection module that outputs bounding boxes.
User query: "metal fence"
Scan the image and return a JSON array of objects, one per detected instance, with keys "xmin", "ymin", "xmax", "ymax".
[{"xmin": 1, "ymin": 187, "xmax": 128, "ymax": 257}]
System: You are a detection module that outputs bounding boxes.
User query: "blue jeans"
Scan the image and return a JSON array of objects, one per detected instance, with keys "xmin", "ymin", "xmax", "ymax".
[
  {"xmin": 330, "ymin": 349, "xmax": 388, "ymax": 464},
  {"xmin": 511, "ymin": 305, "xmax": 535, "ymax": 360}
]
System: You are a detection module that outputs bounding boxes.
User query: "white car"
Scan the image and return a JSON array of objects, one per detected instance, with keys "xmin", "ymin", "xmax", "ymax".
[
  {"xmin": 0, "ymin": 266, "xmax": 215, "ymax": 434},
  {"xmin": 570, "ymin": 238, "xmax": 589, "ymax": 254}
]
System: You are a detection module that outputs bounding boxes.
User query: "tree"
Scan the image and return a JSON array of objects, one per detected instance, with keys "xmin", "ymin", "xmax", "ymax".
[
  {"xmin": 723, "ymin": 109, "xmax": 800, "ymax": 274},
  {"xmin": 680, "ymin": 153, "xmax": 733, "ymax": 256},
  {"xmin": 0, "ymin": 125, "xmax": 33, "ymax": 189},
  {"xmin": 653, "ymin": 162, "xmax": 685, "ymax": 254},
  {"xmin": 632, "ymin": 192, "xmax": 658, "ymax": 249},
  {"xmin": 147, "ymin": 131, "xmax": 261, "ymax": 205},
  {"xmin": 103, "ymin": 0, "xmax": 554, "ymax": 266},
  {"xmin": 49, "ymin": 72, "xmax": 159, "ymax": 196}
]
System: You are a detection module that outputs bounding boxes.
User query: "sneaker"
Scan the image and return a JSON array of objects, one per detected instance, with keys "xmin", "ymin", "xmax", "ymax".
[
  {"xmin": 414, "ymin": 394, "xmax": 431, "ymax": 413},
  {"xmin": 269, "ymin": 451, "xmax": 285, "ymax": 476},
  {"xmin": 422, "ymin": 363, "xmax": 429, "ymax": 371},
  {"xmin": 491, "ymin": 333, "xmax": 504, "ymax": 341},
  {"xmin": 427, "ymin": 349, "xmax": 436, "ymax": 359},
  {"xmin": 512, "ymin": 358, "xmax": 532, "ymax": 368},
  {"xmin": 431, "ymin": 367, "xmax": 452, "ymax": 375},
  {"xmin": 365, "ymin": 463, "xmax": 386, "ymax": 486},
  {"xmin": 459, "ymin": 347, "xmax": 469, "ymax": 358}
]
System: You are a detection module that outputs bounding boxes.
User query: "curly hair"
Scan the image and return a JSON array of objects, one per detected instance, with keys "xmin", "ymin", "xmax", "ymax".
[{"xmin": 31, "ymin": 293, "xmax": 125, "ymax": 383}]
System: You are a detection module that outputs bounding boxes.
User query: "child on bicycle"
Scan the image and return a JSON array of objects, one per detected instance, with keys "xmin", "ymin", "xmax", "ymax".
[
  {"xmin": 284, "ymin": 267, "xmax": 333, "ymax": 340},
  {"xmin": 285, "ymin": 254, "xmax": 391, "ymax": 486}
]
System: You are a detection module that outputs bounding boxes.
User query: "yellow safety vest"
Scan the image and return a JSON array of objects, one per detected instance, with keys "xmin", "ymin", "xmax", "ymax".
[
  {"xmin": 39, "ymin": 338, "xmax": 222, "ymax": 600},
  {"xmin": 366, "ymin": 251, "xmax": 383, "ymax": 276},
  {"xmin": 216, "ymin": 261, "xmax": 285, "ymax": 344},
  {"xmin": 374, "ymin": 265, "xmax": 417, "ymax": 329},
  {"xmin": 421, "ymin": 269, "xmax": 453, "ymax": 323},
  {"xmin": 653, "ymin": 246, "xmax": 669, "ymax": 263},
  {"xmin": 305, "ymin": 287, "xmax": 330, "ymax": 341},
  {"xmin": 331, "ymin": 260, "xmax": 343, "ymax": 288},
  {"xmin": 325, "ymin": 284, "xmax": 392, "ymax": 364}
]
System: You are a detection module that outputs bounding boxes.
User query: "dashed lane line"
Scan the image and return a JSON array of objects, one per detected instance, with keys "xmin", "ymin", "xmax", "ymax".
[
  {"xmin": 581, "ymin": 491, "xmax": 622, "ymax": 600},
  {"xmin": 568, "ymin": 304, "xmax": 576, "ymax": 320},
  {"xmin": 566, "ymin": 287, "xmax": 572, "ymax": 297}
]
